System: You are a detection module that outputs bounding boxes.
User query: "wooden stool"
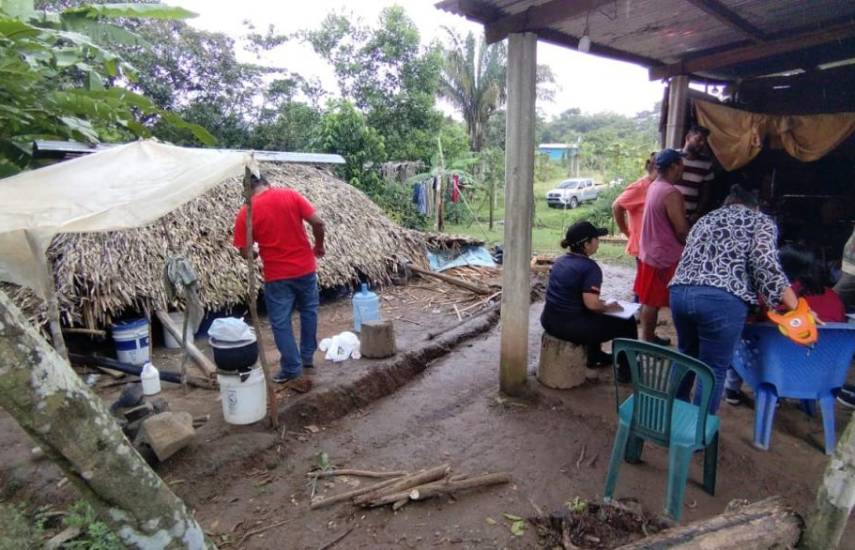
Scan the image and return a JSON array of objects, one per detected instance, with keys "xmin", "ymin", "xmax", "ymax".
[
  {"xmin": 536, "ymin": 332, "xmax": 588, "ymax": 389},
  {"xmin": 360, "ymin": 320, "xmax": 396, "ymax": 358}
]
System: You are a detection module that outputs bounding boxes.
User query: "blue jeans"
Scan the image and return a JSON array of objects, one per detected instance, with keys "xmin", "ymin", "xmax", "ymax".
[
  {"xmin": 264, "ymin": 273, "xmax": 319, "ymax": 378},
  {"xmin": 669, "ymin": 285, "xmax": 748, "ymax": 414}
]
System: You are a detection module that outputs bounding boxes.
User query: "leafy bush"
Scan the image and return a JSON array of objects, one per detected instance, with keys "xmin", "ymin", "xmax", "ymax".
[
  {"xmin": 0, "ymin": 503, "xmax": 44, "ymax": 550},
  {"xmin": 587, "ymin": 184, "xmax": 624, "ymax": 234},
  {"xmin": 62, "ymin": 501, "xmax": 122, "ymax": 550},
  {"xmin": 370, "ymin": 182, "xmax": 429, "ymax": 230}
]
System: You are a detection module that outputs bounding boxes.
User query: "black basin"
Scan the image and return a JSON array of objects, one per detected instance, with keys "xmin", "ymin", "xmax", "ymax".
[{"xmin": 210, "ymin": 338, "xmax": 258, "ymax": 372}]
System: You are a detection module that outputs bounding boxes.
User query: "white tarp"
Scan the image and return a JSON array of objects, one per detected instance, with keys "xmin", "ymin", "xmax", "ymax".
[{"xmin": 0, "ymin": 140, "xmax": 252, "ymax": 297}]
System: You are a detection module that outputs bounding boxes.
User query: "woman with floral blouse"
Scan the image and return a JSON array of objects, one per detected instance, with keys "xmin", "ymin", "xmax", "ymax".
[{"xmin": 668, "ymin": 184, "xmax": 798, "ymax": 413}]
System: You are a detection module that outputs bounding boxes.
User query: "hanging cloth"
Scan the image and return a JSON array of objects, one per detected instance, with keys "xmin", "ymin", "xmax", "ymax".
[{"xmin": 694, "ymin": 100, "xmax": 855, "ymax": 171}]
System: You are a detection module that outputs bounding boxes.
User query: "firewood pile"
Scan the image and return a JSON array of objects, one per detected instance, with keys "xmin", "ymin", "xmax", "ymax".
[
  {"xmin": 382, "ymin": 265, "xmax": 502, "ymax": 324},
  {"xmin": 308, "ymin": 463, "xmax": 510, "ymax": 511}
]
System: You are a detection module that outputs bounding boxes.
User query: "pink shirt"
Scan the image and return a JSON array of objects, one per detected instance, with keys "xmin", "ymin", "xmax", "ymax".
[
  {"xmin": 639, "ymin": 178, "xmax": 684, "ymax": 269},
  {"xmin": 614, "ymin": 175, "xmax": 653, "ymax": 256}
]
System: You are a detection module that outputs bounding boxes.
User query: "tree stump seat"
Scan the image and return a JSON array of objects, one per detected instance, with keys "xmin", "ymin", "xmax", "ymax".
[{"xmin": 536, "ymin": 332, "xmax": 590, "ymax": 389}]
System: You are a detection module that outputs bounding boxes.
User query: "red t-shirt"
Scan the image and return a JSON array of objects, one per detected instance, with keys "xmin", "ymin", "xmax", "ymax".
[
  {"xmin": 791, "ymin": 282, "xmax": 846, "ymax": 323},
  {"xmin": 233, "ymin": 188, "xmax": 316, "ymax": 282}
]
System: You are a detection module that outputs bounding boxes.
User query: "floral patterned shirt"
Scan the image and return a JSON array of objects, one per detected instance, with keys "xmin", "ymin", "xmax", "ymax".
[{"xmin": 669, "ymin": 205, "xmax": 790, "ymax": 306}]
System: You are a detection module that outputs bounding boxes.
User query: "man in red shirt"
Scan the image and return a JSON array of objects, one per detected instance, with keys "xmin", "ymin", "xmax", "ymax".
[{"xmin": 234, "ymin": 174, "xmax": 326, "ymax": 385}]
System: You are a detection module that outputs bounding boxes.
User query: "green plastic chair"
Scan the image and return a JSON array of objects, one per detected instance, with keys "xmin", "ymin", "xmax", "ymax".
[{"xmin": 603, "ymin": 339, "xmax": 720, "ymax": 521}]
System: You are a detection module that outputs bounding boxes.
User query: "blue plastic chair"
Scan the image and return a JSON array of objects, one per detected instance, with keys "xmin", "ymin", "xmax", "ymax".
[
  {"xmin": 731, "ymin": 322, "xmax": 855, "ymax": 455},
  {"xmin": 603, "ymin": 339, "xmax": 720, "ymax": 521}
]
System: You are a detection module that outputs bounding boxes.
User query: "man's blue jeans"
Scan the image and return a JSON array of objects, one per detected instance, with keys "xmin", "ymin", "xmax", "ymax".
[
  {"xmin": 264, "ymin": 273, "xmax": 319, "ymax": 379},
  {"xmin": 669, "ymin": 284, "xmax": 748, "ymax": 414}
]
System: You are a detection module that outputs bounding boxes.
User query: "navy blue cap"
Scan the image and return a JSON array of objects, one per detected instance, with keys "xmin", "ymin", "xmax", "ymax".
[{"xmin": 654, "ymin": 148, "xmax": 683, "ymax": 169}]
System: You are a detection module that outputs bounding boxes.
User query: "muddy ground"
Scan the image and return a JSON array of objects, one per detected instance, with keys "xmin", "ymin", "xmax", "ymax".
[{"xmin": 2, "ymin": 264, "xmax": 855, "ymax": 548}]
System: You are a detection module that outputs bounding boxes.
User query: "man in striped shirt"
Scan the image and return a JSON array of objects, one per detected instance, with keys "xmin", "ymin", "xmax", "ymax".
[{"xmin": 677, "ymin": 125, "xmax": 715, "ymax": 221}]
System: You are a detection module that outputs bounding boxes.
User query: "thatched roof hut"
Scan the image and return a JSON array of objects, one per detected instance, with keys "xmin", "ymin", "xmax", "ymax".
[{"xmin": 7, "ymin": 163, "xmax": 478, "ymax": 329}]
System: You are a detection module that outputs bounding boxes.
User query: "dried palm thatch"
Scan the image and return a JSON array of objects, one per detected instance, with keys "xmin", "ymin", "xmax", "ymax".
[{"xmin": 6, "ymin": 163, "xmax": 450, "ymax": 329}]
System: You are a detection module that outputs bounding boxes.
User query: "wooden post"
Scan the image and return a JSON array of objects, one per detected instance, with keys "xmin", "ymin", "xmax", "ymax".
[
  {"xmin": 499, "ymin": 32, "xmax": 537, "ymax": 396},
  {"xmin": 435, "ymin": 137, "xmax": 445, "ymax": 232},
  {"xmin": 800, "ymin": 414, "xmax": 855, "ymax": 549},
  {"xmin": 665, "ymin": 75, "xmax": 689, "ymax": 148},
  {"xmin": 488, "ymin": 168, "xmax": 496, "ymax": 231},
  {"xmin": 44, "ymin": 261, "xmax": 68, "ymax": 361},
  {"xmin": 0, "ymin": 290, "xmax": 213, "ymax": 549},
  {"xmin": 243, "ymin": 166, "xmax": 279, "ymax": 429}
]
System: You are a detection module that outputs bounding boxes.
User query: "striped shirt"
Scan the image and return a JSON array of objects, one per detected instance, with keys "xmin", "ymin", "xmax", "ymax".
[{"xmin": 675, "ymin": 151, "xmax": 714, "ymax": 215}]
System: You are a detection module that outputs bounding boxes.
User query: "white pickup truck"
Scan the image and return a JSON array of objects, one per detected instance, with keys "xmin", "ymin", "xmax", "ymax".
[{"xmin": 545, "ymin": 178, "xmax": 599, "ymax": 209}]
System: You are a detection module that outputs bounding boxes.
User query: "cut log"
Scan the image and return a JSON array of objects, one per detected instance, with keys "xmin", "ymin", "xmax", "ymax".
[
  {"xmin": 360, "ymin": 320, "xmax": 396, "ymax": 358},
  {"xmin": 364, "ymin": 472, "xmax": 510, "ymax": 507},
  {"xmin": 306, "ymin": 469, "xmax": 408, "ymax": 479},
  {"xmin": 309, "ymin": 475, "xmax": 404, "ymax": 510},
  {"xmin": 537, "ymin": 332, "xmax": 588, "ymax": 389},
  {"xmin": 139, "ymin": 411, "xmax": 196, "ymax": 462},
  {"xmin": 155, "ymin": 310, "xmax": 217, "ymax": 377},
  {"xmin": 409, "ymin": 265, "xmax": 492, "ymax": 295},
  {"xmin": 353, "ymin": 464, "xmax": 451, "ymax": 505},
  {"xmin": 616, "ymin": 496, "xmax": 803, "ymax": 550}
]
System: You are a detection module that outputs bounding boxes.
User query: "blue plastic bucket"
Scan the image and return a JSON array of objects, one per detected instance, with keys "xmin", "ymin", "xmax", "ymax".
[{"xmin": 112, "ymin": 318, "xmax": 150, "ymax": 366}]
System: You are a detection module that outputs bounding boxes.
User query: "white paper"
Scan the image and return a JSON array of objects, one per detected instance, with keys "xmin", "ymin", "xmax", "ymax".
[{"xmin": 602, "ymin": 300, "xmax": 641, "ymax": 320}]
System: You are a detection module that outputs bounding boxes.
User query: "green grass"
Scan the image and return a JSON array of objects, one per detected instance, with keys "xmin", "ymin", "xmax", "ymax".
[{"xmin": 446, "ymin": 175, "xmax": 633, "ymax": 266}]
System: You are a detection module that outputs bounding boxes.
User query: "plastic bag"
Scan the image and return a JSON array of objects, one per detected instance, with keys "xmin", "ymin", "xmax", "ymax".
[
  {"xmin": 208, "ymin": 317, "xmax": 255, "ymax": 343},
  {"xmin": 320, "ymin": 331, "xmax": 361, "ymax": 362}
]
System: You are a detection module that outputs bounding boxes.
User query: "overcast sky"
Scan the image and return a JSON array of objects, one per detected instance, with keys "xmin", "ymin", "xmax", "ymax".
[{"xmin": 169, "ymin": 0, "xmax": 665, "ymax": 119}]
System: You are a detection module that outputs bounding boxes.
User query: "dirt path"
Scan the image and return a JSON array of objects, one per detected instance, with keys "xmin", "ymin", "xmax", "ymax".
[
  {"xmin": 185, "ymin": 266, "xmax": 853, "ymax": 549},
  {"xmin": 3, "ymin": 263, "xmax": 854, "ymax": 548}
]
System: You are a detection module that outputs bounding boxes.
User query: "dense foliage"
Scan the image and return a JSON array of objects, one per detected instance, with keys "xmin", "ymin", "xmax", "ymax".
[
  {"xmin": 16, "ymin": 1, "xmax": 659, "ymax": 231},
  {"xmin": 0, "ymin": 0, "xmax": 213, "ymax": 175}
]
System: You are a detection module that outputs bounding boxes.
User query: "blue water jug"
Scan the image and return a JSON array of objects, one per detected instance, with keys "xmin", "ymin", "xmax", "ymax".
[{"xmin": 352, "ymin": 283, "xmax": 380, "ymax": 332}]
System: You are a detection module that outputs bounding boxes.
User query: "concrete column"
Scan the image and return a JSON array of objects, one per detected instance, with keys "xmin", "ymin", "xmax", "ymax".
[
  {"xmin": 665, "ymin": 75, "xmax": 690, "ymax": 148},
  {"xmin": 500, "ymin": 32, "xmax": 537, "ymax": 396}
]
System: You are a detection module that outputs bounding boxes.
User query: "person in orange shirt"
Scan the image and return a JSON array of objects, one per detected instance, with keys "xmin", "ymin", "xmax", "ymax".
[
  {"xmin": 612, "ymin": 152, "xmax": 656, "ymax": 257},
  {"xmin": 611, "ymin": 153, "xmax": 671, "ymax": 346}
]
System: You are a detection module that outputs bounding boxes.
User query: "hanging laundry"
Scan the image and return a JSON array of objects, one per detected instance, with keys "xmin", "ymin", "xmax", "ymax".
[
  {"xmin": 451, "ymin": 174, "xmax": 461, "ymax": 203},
  {"xmin": 412, "ymin": 181, "xmax": 428, "ymax": 215}
]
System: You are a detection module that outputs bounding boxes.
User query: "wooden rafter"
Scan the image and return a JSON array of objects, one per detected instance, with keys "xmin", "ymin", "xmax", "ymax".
[
  {"xmin": 650, "ymin": 20, "xmax": 855, "ymax": 80},
  {"xmin": 684, "ymin": 0, "xmax": 767, "ymax": 43},
  {"xmin": 537, "ymin": 28, "xmax": 662, "ymax": 69},
  {"xmin": 484, "ymin": 0, "xmax": 614, "ymax": 44}
]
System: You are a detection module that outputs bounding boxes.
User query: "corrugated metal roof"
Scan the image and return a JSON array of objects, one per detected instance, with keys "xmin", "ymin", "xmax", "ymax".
[
  {"xmin": 32, "ymin": 141, "xmax": 345, "ymax": 165},
  {"xmin": 436, "ymin": 0, "xmax": 855, "ymax": 81}
]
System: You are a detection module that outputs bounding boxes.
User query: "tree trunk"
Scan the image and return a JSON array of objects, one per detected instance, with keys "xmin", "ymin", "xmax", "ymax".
[
  {"xmin": 0, "ymin": 290, "xmax": 214, "ymax": 549},
  {"xmin": 617, "ymin": 497, "xmax": 802, "ymax": 550},
  {"xmin": 800, "ymin": 414, "xmax": 855, "ymax": 549}
]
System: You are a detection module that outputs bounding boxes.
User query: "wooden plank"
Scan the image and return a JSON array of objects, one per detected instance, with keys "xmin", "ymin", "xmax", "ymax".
[
  {"xmin": 154, "ymin": 310, "xmax": 217, "ymax": 377},
  {"xmin": 537, "ymin": 28, "xmax": 663, "ymax": 69},
  {"xmin": 684, "ymin": 0, "xmax": 767, "ymax": 43},
  {"xmin": 484, "ymin": 0, "xmax": 614, "ymax": 44},
  {"xmin": 499, "ymin": 32, "xmax": 537, "ymax": 397},
  {"xmin": 650, "ymin": 20, "xmax": 855, "ymax": 80}
]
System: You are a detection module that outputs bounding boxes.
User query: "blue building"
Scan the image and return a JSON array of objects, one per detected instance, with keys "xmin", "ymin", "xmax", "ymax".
[{"xmin": 537, "ymin": 143, "xmax": 579, "ymax": 175}]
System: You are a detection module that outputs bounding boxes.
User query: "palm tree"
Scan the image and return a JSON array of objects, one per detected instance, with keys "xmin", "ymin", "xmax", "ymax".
[{"xmin": 439, "ymin": 28, "xmax": 506, "ymax": 152}]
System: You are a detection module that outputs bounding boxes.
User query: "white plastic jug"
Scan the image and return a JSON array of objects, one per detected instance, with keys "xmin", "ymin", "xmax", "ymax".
[{"xmin": 141, "ymin": 362, "xmax": 161, "ymax": 395}]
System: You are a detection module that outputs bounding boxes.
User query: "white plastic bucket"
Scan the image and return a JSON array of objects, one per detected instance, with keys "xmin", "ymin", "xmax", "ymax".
[
  {"xmin": 112, "ymin": 318, "xmax": 150, "ymax": 366},
  {"xmin": 163, "ymin": 312, "xmax": 194, "ymax": 349},
  {"xmin": 217, "ymin": 366, "xmax": 266, "ymax": 425}
]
